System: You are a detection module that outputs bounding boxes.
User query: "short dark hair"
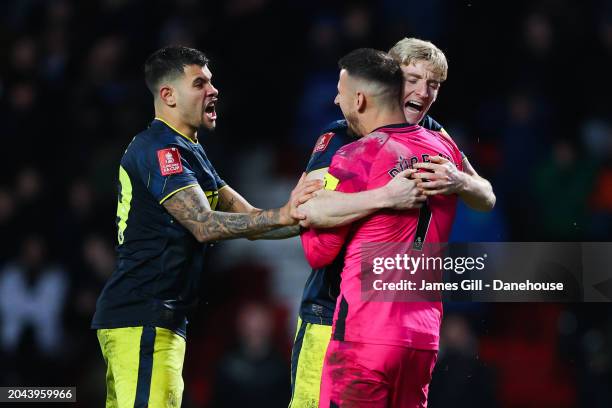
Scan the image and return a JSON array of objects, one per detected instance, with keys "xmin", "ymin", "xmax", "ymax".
[
  {"xmin": 144, "ymin": 45, "xmax": 209, "ymax": 96},
  {"xmin": 338, "ymin": 48, "xmax": 403, "ymax": 105}
]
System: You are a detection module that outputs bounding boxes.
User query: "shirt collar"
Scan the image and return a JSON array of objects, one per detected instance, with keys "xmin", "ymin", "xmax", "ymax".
[{"xmin": 153, "ymin": 117, "xmax": 198, "ymax": 143}]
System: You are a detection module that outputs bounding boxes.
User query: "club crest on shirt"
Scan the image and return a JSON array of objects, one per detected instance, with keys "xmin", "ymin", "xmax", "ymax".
[
  {"xmin": 313, "ymin": 132, "xmax": 334, "ymax": 153},
  {"xmin": 157, "ymin": 148, "xmax": 183, "ymax": 176}
]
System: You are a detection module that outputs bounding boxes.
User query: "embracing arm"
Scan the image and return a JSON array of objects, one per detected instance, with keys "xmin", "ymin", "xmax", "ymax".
[
  {"xmin": 296, "ymin": 168, "xmax": 425, "ymax": 228},
  {"xmin": 301, "ymin": 225, "xmax": 349, "ymax": 268},
  {"xmin": 215, "ymin": 177, "xmax": 319, "ymax": 240},
  {"xmin": 413, "ymin": 155, "xmax": 496, "ymax": 212},
  {"xmin": 249, "ymin": 225, "xmax": 301, "ymax": 240},
  {"xmin": 457, "ymin": 157, "xmax": 496, "ymax": 211},
  {"xmin": 163, "ymin": 185, "xmax": 294, "ymax": 243},
  {"xmin": 218, "ymin": 185, "xmax": 299, "ymax": 239},
  {"xmin": 217, "ymin": 185, "xmax": 257, "ymax": 213}
]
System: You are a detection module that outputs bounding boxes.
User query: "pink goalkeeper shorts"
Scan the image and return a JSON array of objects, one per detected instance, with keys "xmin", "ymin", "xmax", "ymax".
[{"xmin": 319, "ymin": 340, "xmax": 437, "ymax": 408}]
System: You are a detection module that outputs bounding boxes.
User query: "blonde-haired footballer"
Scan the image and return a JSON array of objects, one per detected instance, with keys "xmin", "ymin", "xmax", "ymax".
[{"xmin": 288, "ymin": 38, "xmax": 495, "ymax": 408}]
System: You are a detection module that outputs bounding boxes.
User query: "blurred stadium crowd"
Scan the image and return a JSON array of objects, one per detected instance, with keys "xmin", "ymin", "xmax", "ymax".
[{"xmin": 0, "ymin": 0, "xmax": 611, "ymax": 407}]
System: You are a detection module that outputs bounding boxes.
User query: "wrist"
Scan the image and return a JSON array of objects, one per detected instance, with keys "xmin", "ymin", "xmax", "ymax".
[
  {"xmin": 456, "ymin": 172, "xmax": 470, "ymax": 194},
  {"xmin": 278, "ymin": 206, "xmax": 297, "ymax": 226},
  {"xmin": 374, "ymin": 187, "xmax": 391, "ymax": 209}
]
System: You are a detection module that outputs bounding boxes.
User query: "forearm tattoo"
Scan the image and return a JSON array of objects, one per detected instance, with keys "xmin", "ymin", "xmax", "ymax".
[
  {"xmin": 250, "ymin": 225, "xmax": 301, "ymax": 240},
  {"xmin": 163, "ymin": 187, "xmax": 283, "ymax": 242},
  {"xmin": 217, "ymin": 194, "xmax": 236, "ymax": 212}
]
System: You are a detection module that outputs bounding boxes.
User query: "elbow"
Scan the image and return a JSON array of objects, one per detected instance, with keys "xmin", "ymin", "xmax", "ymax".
[
  {"xmin": 486, "ymin": 192, "xmax": 496, "ymax": 211},
  {"xmin": 191, "ymin": 211, "xmax": 220, "ymax": 243},
  {"xmin": 305, "ymin": 253, "xmax": 331, "ymax": 269},
  {"xmin": 463, "ymin": 179, "xmax": 496, "ymax": 212},
  {"xmin": 480, "ymin": 186, "xmax": 496, "ymax": 212},
  {"xmin": 302, "ymin": 243, "xmax": 334, "ymax": 269},
  {"xmin": 194, "ymin": 228, "xmax": 218, "ymax": 244},
  {"xmin": 301, "ymin": 228, "xmax": 341, "ymax": 268},
  {"xmin": 474, "ymin": 192, "xmax": 496, "ymax": 212},
  {"xmin": 195, "ymin": 233, "xmax": 213, "ymax": 244},
  {"xmin": 303, "ymin": 242, "xmax": 338, "ymax": 268}
]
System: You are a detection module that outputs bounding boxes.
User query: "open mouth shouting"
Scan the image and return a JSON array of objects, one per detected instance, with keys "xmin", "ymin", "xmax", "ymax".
[
  {"xmin": 404, "ymin": 99, "xmax": 424, "ymax": 114},
  {"xmin": 204, "ymin": 99, "xmax": 217, "ymax": 121}
]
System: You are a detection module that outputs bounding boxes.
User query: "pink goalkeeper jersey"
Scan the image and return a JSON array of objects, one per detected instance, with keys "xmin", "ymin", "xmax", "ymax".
[{"xmin": 301, "ymin": 123, "xmax": 463, "ymax": 350}]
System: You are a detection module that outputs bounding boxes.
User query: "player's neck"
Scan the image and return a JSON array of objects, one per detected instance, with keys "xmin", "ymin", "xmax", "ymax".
[
  {"xmin": 154, "ymin": 109, "xmax": 198, "ymax": 142},
  {"xmin": 363, "ymin": 108, "xmax": 407, "ymax": 134}
]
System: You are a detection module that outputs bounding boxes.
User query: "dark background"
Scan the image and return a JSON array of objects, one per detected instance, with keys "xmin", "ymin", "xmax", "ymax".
[{"xmin": 0, "ymin": 0, "xmax": 611, "ymax": 407}]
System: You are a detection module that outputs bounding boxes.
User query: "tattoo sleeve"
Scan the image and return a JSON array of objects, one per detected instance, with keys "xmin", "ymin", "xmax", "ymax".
[
  {"xmin": 163, "ymin": 186, "xmax": 287, "ymax": 242},
  {"xmin": 248, "ymin": 225, "xmax": 301, "ymax": 240},
  {"xmin": 217, "ymin": 194, "xmax": 236, "ymax": 212}
]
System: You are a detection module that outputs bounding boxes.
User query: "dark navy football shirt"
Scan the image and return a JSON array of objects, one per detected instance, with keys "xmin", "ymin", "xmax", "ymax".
[{"xmin": 92, "ymin": 118, "xmax": 225, "ymax": 337}]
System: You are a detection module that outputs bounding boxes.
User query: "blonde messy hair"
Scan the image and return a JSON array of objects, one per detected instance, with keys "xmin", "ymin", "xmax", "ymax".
[{"xmin": 388, "ymin": 38, "xmax": 448, "ymax": 82}]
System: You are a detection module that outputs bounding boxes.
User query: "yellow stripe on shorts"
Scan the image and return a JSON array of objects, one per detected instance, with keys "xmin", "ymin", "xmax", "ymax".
[
  {"xmin": 97, "ymin": 326, "xmax": 186, "ymax": 408},
  {"xmin": 289, "ymin": 318, "xmax": 332, "ymax": 408}
]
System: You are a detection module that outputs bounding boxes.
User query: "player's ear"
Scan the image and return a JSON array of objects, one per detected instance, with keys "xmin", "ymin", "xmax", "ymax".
[
  {"xmin": 159, "ymin": 85, "xmax": 176, "ymax": 107},
  {"xmin": 355, "ymin": 92, "xmax": 366, "ymax": 113}
]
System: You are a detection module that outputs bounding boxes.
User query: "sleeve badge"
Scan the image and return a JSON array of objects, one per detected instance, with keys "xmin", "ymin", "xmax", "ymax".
[
  {"xmin": 313, "ymin": 132, "xmax": 334, "ymax": 153},
  {"xmin": 157, "ymin": 147, "xmax": 183, "ymax": 176}
]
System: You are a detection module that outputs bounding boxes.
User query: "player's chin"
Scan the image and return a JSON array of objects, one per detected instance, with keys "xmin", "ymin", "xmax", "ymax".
[
  {"xmin": 202, "ymin": 120, "xmax": 216, "ymax": 131},
  {"xmin": 201, "ymin": 115, "xmax": 217, "ymax": 130},
  {"xmin": 403, "ymin": 110, "xmax": 425, "ymax": 125}
]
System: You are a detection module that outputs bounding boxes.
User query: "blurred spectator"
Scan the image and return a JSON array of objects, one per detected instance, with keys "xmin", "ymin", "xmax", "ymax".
[
  {"xmin": 72, "ymin": 233, "xmax": 115, "ymax": 325},
  {"xmin": 0, "ymin": 234, "xmax": 68, "ymax": 356},
  {"xmin": 341, "ymin": 3, "xmax": 374, "ymax": 50},
  {"xmin": 0, "ymin": 188, "xmax": 18, "ymax": 260},
  {"xmin": 12, "ymin": 167, "xmax": 51, "ymax": 234},
  {"xmin": 15, "ymin": 166, "xmax": 41, "ymax": 203},
  {"xmin": 41, "ymin": 26, "xmax": 69, "ymax": 84},
  {"xmin": 210, "ymin": 302, "xmax": 290, "ymax": 408},
  {"xmin": 479, "ymin": 305, "xmax": 577, "ymax": 407},
  {"xmin": 532, "ymin": 140, "xmax": 598, "ymax": 240},
  {"xmin": 583, "ymin": 118, "xmax": 612, "ymax": 240},
  {"xmin": 450, "ymin": 200, "xmax": 509, "ymax": 242},
  {"xmin": 9, "ymin": 36, "xmax": 38, "ymax": 79},
  {"xmin": 292, "ymin": 15, "xmax": 343, "ymax": 150},
  {"xmin": 589, "ymin": 164, "xmax": 612, "ymax": 240},
  {"xmin": 523, "ymin": 12, "xmax": 554, "ymax": 59},
  {"xmin": 381, "ymin": 0, "xmax": 448, "ymax": 45},
  {"xmin": 499, "ymin": 89, "xmax": 553, "ymax": 238},
  {"xmin": 55, "ymin": 178, "xmax": 107, "ymax": 268},
  {"xmin": 429, "ymin": 314, "xmax": 498, "ymax": 407},
  {"xmin": 569, "ymin": 305, "xmax": 612, "ymax": 408}
]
